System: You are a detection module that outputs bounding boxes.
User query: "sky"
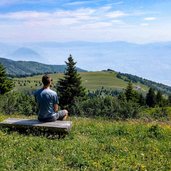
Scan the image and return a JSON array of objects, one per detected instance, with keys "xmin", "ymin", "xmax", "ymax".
[{"xmin": 0, "ymin": 0, "xmax": 171, "ymax": 43}]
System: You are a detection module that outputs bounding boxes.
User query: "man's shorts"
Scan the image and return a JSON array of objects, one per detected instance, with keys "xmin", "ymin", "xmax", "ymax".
[
  {"xmin": 56, "ymin": 110, "xmax": 67, "ymax": 121},
  {"xmin": 38, "ymin": 110, "xmax": 66, "ymax": 122}
]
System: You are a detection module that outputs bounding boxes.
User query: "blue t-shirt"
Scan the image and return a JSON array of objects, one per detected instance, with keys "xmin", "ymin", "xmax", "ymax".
[{"xmin": 34, "ymin": 88, "xmax": 59, "ymax": 119}]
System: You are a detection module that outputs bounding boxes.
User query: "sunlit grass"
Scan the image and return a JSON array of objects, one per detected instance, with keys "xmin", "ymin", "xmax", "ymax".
[
  {"xmin": 0, "ymin": 115, "xmax": 171, "ymax": 170},
  {"xmin": 13, "ymin": 71, "xmax": 148, "ymax": 92}
]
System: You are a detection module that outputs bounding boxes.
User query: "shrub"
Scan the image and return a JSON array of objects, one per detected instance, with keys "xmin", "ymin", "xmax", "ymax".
[
  {"xmin": 71, "ymin": 96, "xmax": 140, "ymax": 119},
  {"xmin": 151, "ymin": 107, "xmax": 169, "ymax": 120},
  {"xmin": 0, "ymin": 92, "xmax": 18, "ymax": 114},
  {"xmin": 0, "ymin": 92, "xmax": 37, "ymax": 115},
  {"xmin": 147, "ymin": 124, "xmax": 163, "ymax": 139},
  {"xmin": 118, "ymin": 100, "xmax": 140, "ymax": 119},
  {"xmin": 140, "ymin": 107, "xmax": 170, "ymax": 121},
  {"xmin": 16, "ymin": 93, "xmax": 37, "ymax": 115}
]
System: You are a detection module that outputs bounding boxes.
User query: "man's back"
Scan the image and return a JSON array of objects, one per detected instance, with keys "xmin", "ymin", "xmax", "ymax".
[{"xmin": 34, "ymin": 88, "xmax": 59, "ymax": 119}]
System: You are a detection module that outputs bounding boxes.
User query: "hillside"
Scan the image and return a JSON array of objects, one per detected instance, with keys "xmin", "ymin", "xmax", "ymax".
[
  {"xmin": 0, "ymin": 57, "xmax": 87, "ymax": 76},
  {"xmin": 13, "ymin": 71, "xmax": 148, "ymax": 93},
  {"xmin": 13, "ymin": 71, "xmax": 171, "ymax": 94},
  {"xmin": 116, "ymin": 72, "xmax": 171, "ymax": 94}
]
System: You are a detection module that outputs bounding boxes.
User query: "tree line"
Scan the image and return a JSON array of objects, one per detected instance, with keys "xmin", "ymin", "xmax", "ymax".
[
  {"xmin": 116, "ymin": 72, "xmax": 171, "ymax": 94},
  {"xmin": 122, "ymin": 81, "xmax": 171, "ymax": 107}
]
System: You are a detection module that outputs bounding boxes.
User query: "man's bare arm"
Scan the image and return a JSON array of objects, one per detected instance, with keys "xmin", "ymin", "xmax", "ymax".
[{"xmin": 54, "ymin": 104, "xmax": 58, "ymax": 112}]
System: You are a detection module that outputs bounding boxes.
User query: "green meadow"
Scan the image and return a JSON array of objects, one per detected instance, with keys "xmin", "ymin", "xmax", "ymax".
[
  {"xmin": 13, "ymin": 71, "xmax": 148, "ymax": 92},
  {"xmin": 0, "ymin": 115, "xmax": 171, "ymax": 171}
]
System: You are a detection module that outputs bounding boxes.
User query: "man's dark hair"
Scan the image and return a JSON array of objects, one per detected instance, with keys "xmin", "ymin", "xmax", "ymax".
[{"xmin": 42, "ymin": 75, "xmax": 52, "ymax": 86}]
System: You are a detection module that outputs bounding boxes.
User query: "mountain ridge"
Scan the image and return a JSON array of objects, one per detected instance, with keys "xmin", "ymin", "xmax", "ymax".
[{"xmin": 0, "ymin": 57, "xmax": 87, "ymax": 76}]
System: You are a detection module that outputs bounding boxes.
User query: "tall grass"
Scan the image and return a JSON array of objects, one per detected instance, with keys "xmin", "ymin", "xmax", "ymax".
[{"xmin": 0, "ymin": 116, "xmax": 171, "ymax": 171}]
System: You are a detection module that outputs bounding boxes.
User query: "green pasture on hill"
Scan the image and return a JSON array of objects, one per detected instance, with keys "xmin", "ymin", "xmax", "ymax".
[
  {"xmin": 0, "ymin": 115, "xmax": 171, "ymax": 171},
  {"xmin": 13, "ymin": 71, "xmax": 148, "ymax": 92}
]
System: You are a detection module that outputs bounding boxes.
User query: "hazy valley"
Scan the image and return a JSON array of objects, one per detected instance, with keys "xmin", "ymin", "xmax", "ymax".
[{"xmin": 0, "ymin": 41, "xmax": 171, "ymax": 85}]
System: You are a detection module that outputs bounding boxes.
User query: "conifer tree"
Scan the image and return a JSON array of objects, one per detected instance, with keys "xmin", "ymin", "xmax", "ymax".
[
  {"xmin": 56, "ymin": 55, "xmax": 85, "ymax": 110},
  {"xmin": 168, "ymin": 94, "xmax": 171, "ymax": 105},
  {"xmin": 125, "ymin": 81, "xmax": 134, "ymax": 101},
  {"xmin": 138, "ymin": 93, "xmax": 146, "ymax": 106},
  {"xmin": 146, "ymin": 87, "xmax": 156, "ymax": 107},
  {"xmin": 156, "ymin": 90, "xmax": 163, "ymax": 107},
  {"xmin": 0, "ymin": 63, "xmax": 13, "ymax": 94}
]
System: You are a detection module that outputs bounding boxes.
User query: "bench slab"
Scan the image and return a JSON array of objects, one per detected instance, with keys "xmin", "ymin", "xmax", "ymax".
[{"xmin": 0, "ymin": 118, "xmax": 72, "ymax": 133}]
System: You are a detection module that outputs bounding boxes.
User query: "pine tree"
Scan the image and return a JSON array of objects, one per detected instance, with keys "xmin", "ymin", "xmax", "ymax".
[
  {"xmin": 156, "ymin": 90, "xmax": 163, "ymax": 107},
  {"xmin": 146, "ymin": 87, "xmax": 156, "ymax": 107},
  {"xmin": 56, "ymin": 55, "xmax": 85, "ymax": 110},
  {"xmin": 138, "ymin": 93, "xmax": 146, "ymax": 106},
  {"xmin": 118, "ymin": 92, "xmax": 127, "ymax": 102},
  {"xmin": 0, "ymin": 63, "xmax": 13, "ymax": 94},
  {"xmin": 168, "ymin": 94, "xmax": 171, "ymax": 105},
  {"xmin": 125, "ymin": 81, "xmax": 134, "ymax": 101}
]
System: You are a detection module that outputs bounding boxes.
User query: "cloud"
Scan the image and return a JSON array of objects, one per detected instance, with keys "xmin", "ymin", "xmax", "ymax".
[
  {"xmin": 0, "ymin": 0, "xmax": 57, "ymax": 6},
  {"xmin": 0, "ymin": 0, "xmax": 20, "ymax": 6},
  {"xmin": 144, "ymin": 17, "xmax": 157, "ymax": 21},
  {"xmin": 0, "ymin": 8, "xmax": 96, "ymax": 24},
  {"xmin": 110, "ymin": 1, "xmax": 124, "ymax": 5},
  {"xmin": 0, "ymin": 4, "xmax": 170, "ymax": 43},
  {"xmin": 112, "ymin": 19, "xmax": 123, "ymax": 23},
  {"xmin": 80, "ymin": 22, "xmax": 113, "ymax": 30},
  {"xmin": 0, "ymin": 6, "xmax": 127, "ymax": 26},
  {"xmin": 65, "ymin": 1, "xmax": 92, "ymax": 6},
  {"xmin": 0, "ymin": 11, "xmax": 50, "ymax": 20},
  {"xmin": 140, "ymin": 23, "xmax": 149, "ymax": 26},
  {"xmin": 106, "ymin": 10, "xmax": 127, "ymax": 18}
]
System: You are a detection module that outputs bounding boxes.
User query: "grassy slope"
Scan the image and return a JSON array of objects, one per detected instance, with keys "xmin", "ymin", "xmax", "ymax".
[
  {"xmin": 8, "ymin": 72, "xmax": 171, "ymax": 170},
  {"xmin": 0, "ymin": 115, "xmax": 171, "ymax": 171},
  {"xmin": 13, "ymin": 71, "xmax": 148, "ymax": 92}
]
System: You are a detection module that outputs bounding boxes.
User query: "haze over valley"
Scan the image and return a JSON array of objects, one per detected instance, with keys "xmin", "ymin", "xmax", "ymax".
[{"xmin": 0, "ymin": 41, "xmax": 171, "ymax": 86}]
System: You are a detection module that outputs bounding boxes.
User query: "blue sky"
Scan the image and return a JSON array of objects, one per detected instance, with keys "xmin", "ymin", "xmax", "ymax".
[{"xmin": 0, "ymin": 0, "xmax": 171, "ymax": 43}]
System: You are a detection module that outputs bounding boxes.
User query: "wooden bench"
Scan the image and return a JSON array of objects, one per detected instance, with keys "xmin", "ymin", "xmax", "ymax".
[{"xmin": 0, "ymin": 118, "xmax": 72, "ymax": 135}]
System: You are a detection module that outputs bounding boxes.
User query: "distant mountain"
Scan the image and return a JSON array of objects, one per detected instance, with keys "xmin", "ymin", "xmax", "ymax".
[
  {"xmin": 9, "ymin": 47, "xmax": 41, "ymax": 61},
  {"xmin": 0, "ymin": 57, "xmax": 87, "ymax": 76}
]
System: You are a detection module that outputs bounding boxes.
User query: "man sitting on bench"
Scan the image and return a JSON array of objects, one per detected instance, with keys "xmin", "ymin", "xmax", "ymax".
[{"xmin": 34, "ymin": 74, "xmax": 68, "ymax": 122}]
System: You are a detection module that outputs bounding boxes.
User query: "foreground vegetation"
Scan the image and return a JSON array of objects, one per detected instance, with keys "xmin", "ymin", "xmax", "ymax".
[{"xmin": 0, "ymin": 115, "xmax": 171, "ymax": 171}]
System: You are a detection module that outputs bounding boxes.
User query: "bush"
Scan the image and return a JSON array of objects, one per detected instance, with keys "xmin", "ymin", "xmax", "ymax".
[
  {"xmin": 0, "ymin": 92, "xmax": 18, "ymax": 114},
  {"xmin": 71, "ymin": 96, "xmax": 140, "ymax": 119},
  {"xmin": 151, "ymin": 107, "xmax": 169, "ymax": 120},
  {"xmin": 118, "ymin": 100, "xmax": 140, "ymax": 119},
  {"xmin": 140, "ymin": 107, "xmax": 170, "ymax": 121},
  {"xmin": 147, "ymin": 124, "xmax": 163, "ymax": 139},
  {"xmin": 16, "ymin": 93, "xmax": 37, "ymax": 115},
  {"xmin": 0, "ymin": 92, "xmax": 37, "ymax": 115}
]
